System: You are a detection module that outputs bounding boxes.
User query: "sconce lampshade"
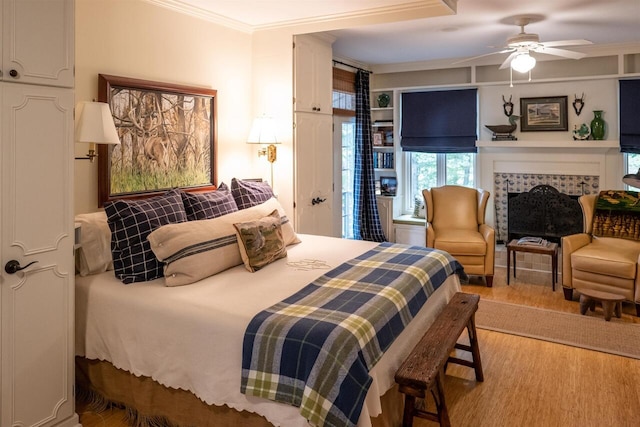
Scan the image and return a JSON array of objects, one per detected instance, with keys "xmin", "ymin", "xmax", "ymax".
[
  {"xmin": 511, "ymin": 52, "xmax": 536, "ymax": 73},
  {"xmin": 247, "ymin": 116, "xmax": 279, "ymax": 145},
  {"xmin": 623, "ymin": 168, "xmax": 640, "ymax": 188},
  {"xmin": 75, "ymin": 101, "xmax": 120, "ymax": 145}
]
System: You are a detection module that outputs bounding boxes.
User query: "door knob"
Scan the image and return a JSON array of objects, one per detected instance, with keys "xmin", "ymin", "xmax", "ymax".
[
  {"xmin": 311, "ymin": 197, "xmax": 326, "ymax": 205},
  {"xmin": 4, "ymin": 260, "xmax": 38, "ymax": 274},
  {"xmin": 9, "ymin": 69, "xmax": 18, "ymax": 78}
]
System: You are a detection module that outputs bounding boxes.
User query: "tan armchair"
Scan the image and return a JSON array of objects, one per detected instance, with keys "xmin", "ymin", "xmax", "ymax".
[
  {"xmin": 562, "ymin": 194, "xmax": 640, "ymax": 317},
  {"xmin": 423, "ymin": 185, "xmax": 495, "ymax": 287}
]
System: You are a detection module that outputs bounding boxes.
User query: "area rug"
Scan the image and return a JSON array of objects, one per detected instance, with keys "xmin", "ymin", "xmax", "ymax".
[{"xmin": 475, "ymin": 299, "xmax": 640, "ymax": 360}]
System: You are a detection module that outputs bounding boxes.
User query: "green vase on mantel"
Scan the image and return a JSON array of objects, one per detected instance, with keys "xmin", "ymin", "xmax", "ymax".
[{"xmin": 590, "ymin": 110, "xmax": 606, "ymax": 140}]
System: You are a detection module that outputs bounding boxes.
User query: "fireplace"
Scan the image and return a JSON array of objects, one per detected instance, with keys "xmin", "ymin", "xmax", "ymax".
[
  {"xmin": 492, "ymin": 173, "xmax": 599, "ymax": 243},
  {"xmin": 507, "ymin": 185, "xmax": 583, "ymax": 244}
]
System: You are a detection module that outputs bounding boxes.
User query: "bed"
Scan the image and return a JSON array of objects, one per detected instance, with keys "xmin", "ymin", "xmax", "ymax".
[{"xmin": 74, "ymin": 180, "xmax": 463, "ymax": 427}]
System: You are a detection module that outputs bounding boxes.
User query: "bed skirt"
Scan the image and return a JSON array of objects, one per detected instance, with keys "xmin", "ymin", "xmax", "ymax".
[{"xmin": 75, "ymin": 357, "xmax": 404, "ymax": 427}]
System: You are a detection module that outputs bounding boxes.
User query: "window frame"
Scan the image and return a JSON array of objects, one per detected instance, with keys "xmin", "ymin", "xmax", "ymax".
[
  {"xmin": 401, "ymin": 151, "xmax": 478, "ymax": 214},
  {"xmin": 624, "ymin": 152, "xmax": 640, "ymax": 191}
]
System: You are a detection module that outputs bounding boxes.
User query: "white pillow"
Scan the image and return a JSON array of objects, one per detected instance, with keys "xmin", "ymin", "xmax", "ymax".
[
  {"xmin": 148, "ymin": 197, "xmax": 299, "ymax": 286},
  {"xmin": 74, "ymin": 211, "xmax": 114, "ymax": 276}
]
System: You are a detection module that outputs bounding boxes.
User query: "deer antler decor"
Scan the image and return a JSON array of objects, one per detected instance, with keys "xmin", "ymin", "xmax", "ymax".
[
  {"xmin": 502, "ymin": 95, "xmax": 514, "ymax": 117},
  {"xmin": 573, "ymin": 93, "xmax": 585, "ymax": 116}
]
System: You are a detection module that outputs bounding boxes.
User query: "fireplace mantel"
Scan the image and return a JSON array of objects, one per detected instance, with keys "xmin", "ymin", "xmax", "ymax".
[
  {"xmin": 477, "ymin": 139, "xmax": 621, "ymax": 229},
  {"xmin": 476, "ymin": 140, "xmax": 619, "ymax": 151}
]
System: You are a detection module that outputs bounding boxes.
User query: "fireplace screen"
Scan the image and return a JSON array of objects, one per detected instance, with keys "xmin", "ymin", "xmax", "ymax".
[{"xmin": 508, "ymin": 185, "xmax": 583, "ymax": 243}]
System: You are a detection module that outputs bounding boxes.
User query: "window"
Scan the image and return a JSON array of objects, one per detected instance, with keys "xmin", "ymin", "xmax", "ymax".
[
  {"xmin": 406, "ymin": 152, "xmax": 475, "ymax": 211},
  {"xmin": 625, "ymin": 153, "xmax": 640, "ymax": 191},
  {"xmin": 400, "ymin": 88, "xmax": 478, "ymax": 212},
  {"xmin": 332, "ymin": 67, "xmax": 357, "ymax": 238},
  {"xmin": 621, "ymin": 80, "xmax": 640, "ymax": 191}
]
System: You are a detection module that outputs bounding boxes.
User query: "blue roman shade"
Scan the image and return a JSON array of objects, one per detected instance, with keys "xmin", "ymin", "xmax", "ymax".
[
  {"xmin": 620, "ymin": 79, "xmax": 640, "ymax": 154},
  {"xmin": 400, "ymin": 88, "xmax": 478, "ymax": 153}
]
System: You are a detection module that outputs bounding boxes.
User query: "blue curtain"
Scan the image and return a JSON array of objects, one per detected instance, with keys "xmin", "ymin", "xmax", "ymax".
[{"xmin": 353, "ymin": 70, "xmax": 386, "ymax": 242}]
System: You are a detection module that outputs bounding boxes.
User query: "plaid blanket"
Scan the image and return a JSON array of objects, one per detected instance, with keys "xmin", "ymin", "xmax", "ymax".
[{"xmin": 241, "ymin": 243, "xmax": 464, "ymax": 427}]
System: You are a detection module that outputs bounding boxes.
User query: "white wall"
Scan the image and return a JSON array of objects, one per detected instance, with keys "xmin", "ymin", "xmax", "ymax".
[
  {"xmin": 478, "ymin": 79, "xmax": 619, "ymax": 142},
  {"xmin": 75, "ymin": 0, "xmax": 253, "ymax": 213},
  {"xmin": 74, "ymin": 1, "xmax": 455, "ymax": 219}
]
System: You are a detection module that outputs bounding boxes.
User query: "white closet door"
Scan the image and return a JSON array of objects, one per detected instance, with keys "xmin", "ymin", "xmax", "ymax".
[{"xmin": 1, "ymin": 83, "xmax": 76, "ymax": 427}]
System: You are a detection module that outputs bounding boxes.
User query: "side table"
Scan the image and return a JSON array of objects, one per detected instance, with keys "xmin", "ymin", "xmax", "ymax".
[{"xmin": 506, "ymin": 239, "xmax": 559, "ymax": 291}]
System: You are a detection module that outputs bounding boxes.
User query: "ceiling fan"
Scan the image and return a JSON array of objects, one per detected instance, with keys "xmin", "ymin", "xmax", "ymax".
[{"xmin": 457, "ymin": 17, "xmax": 593, "ymax": 73}]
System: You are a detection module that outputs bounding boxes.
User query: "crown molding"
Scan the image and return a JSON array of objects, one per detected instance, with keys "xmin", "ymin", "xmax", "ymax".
[
  {"xmin": 142, "ymin": 0, "xmax": 253, "ymax": 33},
  {"xmin": 143, "ymin": 0, "xmax": 454, "ymax": 34}
]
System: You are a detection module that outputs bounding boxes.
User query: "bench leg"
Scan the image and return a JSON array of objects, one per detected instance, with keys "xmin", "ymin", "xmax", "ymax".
[
  {"xmin": 402, "ymin": 395, "xmax": 415, "ymax": 427},
  {"xmin": 434, "ymin": 371, "xmax": 451, "ymax": 427},
  {"xmin": 466, "ymin": 315, "xmax": 484, "ymax": 382}
]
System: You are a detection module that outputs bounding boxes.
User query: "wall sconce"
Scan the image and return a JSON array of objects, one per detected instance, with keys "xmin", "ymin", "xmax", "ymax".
[
  {"xmin": 75, "ymin": 101, "xmax": 120, "ymax": 162},
  {"xmin": 247, "ymin": 116, "xmax": 280, "ymax": 186}
]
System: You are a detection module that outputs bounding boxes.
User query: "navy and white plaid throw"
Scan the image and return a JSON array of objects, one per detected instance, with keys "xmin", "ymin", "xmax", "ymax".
[{"xmin": 241, "ymin": 243, "xmax": 464, "ymax": 427}]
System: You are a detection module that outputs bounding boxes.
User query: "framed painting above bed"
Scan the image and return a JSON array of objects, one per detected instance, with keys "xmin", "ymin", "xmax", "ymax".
[{"xmin": 97, "ymin": 74, "xmax": 217, "ymax": 207}]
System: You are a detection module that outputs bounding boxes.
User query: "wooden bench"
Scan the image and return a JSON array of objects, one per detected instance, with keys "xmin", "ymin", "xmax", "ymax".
[{"xmin": 395, "ymin": 292, "xmax": 484, "ymax": 427}]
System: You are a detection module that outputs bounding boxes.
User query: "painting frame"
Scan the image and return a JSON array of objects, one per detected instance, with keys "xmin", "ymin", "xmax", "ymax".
[
  {"xmin": 97, "ymin": 74, "xmax": 217, "ymax": 207},
  {"xmin": 520, "ymin": 96, "xmax": 568, "ymax": 132}
]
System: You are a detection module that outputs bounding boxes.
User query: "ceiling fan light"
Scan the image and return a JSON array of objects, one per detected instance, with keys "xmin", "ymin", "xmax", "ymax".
[{"xmin": 511, "ymin": 53, "xmax": 536, "ymax": 73}]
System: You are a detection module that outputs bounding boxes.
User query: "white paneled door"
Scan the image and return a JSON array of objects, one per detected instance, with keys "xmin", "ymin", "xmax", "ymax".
[
  {"xmin": 0, "ymin": 83, "xmax": 77, "ymax": 426},
  {"xmin": 294, "ymin": 111, "xmax": 335, "ymax": 236}
]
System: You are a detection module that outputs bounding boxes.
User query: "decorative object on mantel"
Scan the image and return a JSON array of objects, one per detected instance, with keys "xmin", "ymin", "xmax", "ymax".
[
  {"xmin": 502, "ymin": 95, "xmax": 514, "ymax": 117},
  {"xmin": 572, "ymin": 93, "xmax": 585, "ymax": 115},
  {"xmin": 590, "ymin": 110, "xmax": 606, "ymax": 140},
  {"xmin": 376, "ymin": 93, "xmax": 390, "ymax": 108},
  {"xmin": 572, "ymin": 123, "xmax": 590, "ymax": 140},
  {"xmin": 485, "ymin": 115, "xmax": 519, "ymax": 141}
]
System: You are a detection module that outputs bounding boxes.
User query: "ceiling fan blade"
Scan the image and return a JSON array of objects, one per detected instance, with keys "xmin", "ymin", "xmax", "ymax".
[
  {"xmin": 452, "ymin": 49, "xmax": 514, "ymax": 65},
  {"xmin": 540, "ymin": 39, "xmax": 592, "ymax": 47},
  {"xmin": 532, "ymin": 46, "xmax": 587, "ymax": 59},
  {"xmin": 499, "ymin": 52, "xmax": 519, "ymax": 70}
]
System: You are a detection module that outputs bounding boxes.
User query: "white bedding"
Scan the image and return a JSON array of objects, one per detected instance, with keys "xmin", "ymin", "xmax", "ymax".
[{"xmin": 75, "ymin": 234, "xmax": 461, "ymax": 427}]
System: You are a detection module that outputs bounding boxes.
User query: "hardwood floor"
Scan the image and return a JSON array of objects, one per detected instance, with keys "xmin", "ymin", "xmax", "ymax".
[{"xmin": 77, "ymin": 265, "xmax": 640, "ymax": 426}]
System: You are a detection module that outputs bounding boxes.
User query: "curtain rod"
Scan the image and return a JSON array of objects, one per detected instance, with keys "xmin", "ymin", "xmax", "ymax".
[{"xmin": 332, "ymin": 59, "xmax": 372, "ymax": 74}]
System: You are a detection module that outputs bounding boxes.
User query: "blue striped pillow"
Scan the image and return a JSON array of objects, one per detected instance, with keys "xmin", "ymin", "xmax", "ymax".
[
  {"xmin": 231, "ymin": 178, "xmax": 274, "ymax": 210},
  {"xmin": 181, "ymin": 184, "xmax": 238, "ymax": 221},
  {"xmin": 105, "ymin": 189, "xmax": 187, "ymax": 283}
]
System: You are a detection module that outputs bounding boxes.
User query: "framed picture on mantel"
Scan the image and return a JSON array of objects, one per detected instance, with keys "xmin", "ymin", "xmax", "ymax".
[{"xmin": 520, "ymin": 96, "xmax": 568, "ymax": 132}]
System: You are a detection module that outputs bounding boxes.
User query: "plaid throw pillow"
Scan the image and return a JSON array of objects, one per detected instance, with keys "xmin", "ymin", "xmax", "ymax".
[
  {"xmin": 105, "ymin": 189, "xmax": 187, "ymax": 283},
  {"xmin": 181, "ymin": 185, "xmax": 238, "ymax": 221},
  {"xmin": 231, "ymin": 178, "xmax": 274, "ymax": 210}
]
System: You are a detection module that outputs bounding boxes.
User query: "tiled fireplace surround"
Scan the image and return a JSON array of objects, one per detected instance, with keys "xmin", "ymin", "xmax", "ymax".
[{"xmin": 477, "ymin": 141, "xmax": 620, "ymax": 276}]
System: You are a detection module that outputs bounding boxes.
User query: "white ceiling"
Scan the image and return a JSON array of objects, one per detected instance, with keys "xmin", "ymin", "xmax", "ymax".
[{"xmin": 163, "ymin": 0, "xmax": 640, "ymax": 66}]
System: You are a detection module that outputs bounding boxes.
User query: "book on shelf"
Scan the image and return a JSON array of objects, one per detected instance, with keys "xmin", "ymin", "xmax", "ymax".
[{"xmin": 516, "ymin": 236, "xmax": 548, "ymax": 246}]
